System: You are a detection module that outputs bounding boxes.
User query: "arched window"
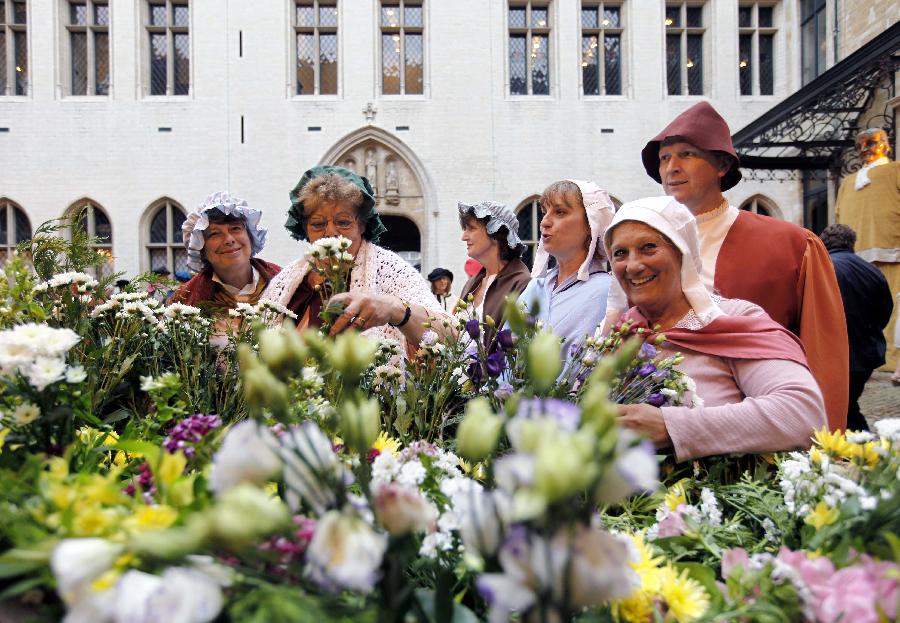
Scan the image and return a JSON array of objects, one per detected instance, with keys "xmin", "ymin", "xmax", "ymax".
[
  {"xmin": 515, "ymin": 195, "xmax": 543, "ymax": 269},
  {"xmin": 65, "ymin": 200, "xmax": 113, "ymax": 277},
  {"xmin": 145, "ymin": 199, "xmax": 188, "ymax": 274},
  {"xmin": 739, "ymin": 194, "xmax": 782, "ymax": 219},
  {"xmin": 0, "ymin": 199, "xmax": 32, "ymax": 265}
]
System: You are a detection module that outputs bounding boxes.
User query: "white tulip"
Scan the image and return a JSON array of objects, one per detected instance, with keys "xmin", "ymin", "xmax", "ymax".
[
  {"xmin": 51, "ymin": 538, "xmax": 123, "ymax": 600},
  {"xmin": 208, "ymin": 420, "xmax": 282, "ymax": 495},
  {"xmin": 305, "ymin": 510, "xmax": 387, "ymax": 593}
]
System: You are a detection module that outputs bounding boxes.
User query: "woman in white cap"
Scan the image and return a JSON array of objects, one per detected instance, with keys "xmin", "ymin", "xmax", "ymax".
[
  {"xmin": 602, "ymin": 196, "xmax": 826, "ymax": 462},
  {"xmin": 172, "ymin": 191, "xmax": 281, "ymax": 315},
  {"xmin": 458, "ymin": 201, "xmax": 531, "ymax": 346},
  {"xmin": 516, "ymin": 180, "xmax": 616, "ymax": 357}
]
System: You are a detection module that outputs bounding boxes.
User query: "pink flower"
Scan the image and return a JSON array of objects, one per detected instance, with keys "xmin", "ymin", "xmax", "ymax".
[
  {"xmin": 776, "ymin": 546, "xmax": 835, "ymax": 591},
  {"xmin": 816, "ymin": 566, "xmax": 880, "ymax": 623},
  {"xmin": 656, "ymin": 505, "xmax": 688, "ymax": 538},
  {"xmin": 721, "ymin": 547, "xmax": 750, "ymax": 579}
]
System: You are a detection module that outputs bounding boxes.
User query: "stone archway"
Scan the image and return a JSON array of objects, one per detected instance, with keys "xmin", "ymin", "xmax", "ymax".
[{"xmin": 320, "ymin": 127, "xmax": 435, "ymax": 273}]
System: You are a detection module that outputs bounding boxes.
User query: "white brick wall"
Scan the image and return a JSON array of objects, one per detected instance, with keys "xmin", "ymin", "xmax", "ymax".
[{"xmin": 1, "ymin": 0, "xmax": 807, "ymax": 291}]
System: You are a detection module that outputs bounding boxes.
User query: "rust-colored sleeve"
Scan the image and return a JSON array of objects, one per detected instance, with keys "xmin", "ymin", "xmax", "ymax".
[{"xmin": 797, "ymin": 234, "xmax": 850, "ymax": 430}]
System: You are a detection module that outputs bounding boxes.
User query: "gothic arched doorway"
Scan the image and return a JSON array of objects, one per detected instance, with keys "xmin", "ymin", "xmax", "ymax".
[
  {"xmin": 320, "ymin": 126, "xmax": 435, "ymax": 274},
  {"xmin": 379, "ymin": 215, "xmax": 421, "ymax": 270}
]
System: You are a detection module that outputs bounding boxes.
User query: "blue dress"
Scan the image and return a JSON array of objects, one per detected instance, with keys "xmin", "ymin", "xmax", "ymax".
[{"xmin": 515, "ymin": 257, "xmax": 611, "ymax": 359}]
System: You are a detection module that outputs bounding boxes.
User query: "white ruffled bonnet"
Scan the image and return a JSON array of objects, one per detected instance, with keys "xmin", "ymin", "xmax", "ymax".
[
  {"xmin": 600, "ymin": 196, "xmax": 722, "ymax": 333},
  {"xmin": 530, "ymin": 179, "xmax": 616, "ymax": 280},
  {"xmin": 457, "ymin": 201, "xmax": 526, "ymax": 255},
  {"xmin": 182, "ymin": 191, "xmax": 267, "ymax": 273}
]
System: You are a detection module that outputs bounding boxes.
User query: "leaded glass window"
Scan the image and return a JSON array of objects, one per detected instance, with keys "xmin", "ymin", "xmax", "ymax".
[
  {"xmin": 739, "ymin": 2, "xmax": 777, "ymax": 96},
  {"xmin": 381, "ymin": 1, "xmax": 423, "ymax": 95},
  {"xmin": 0, "ymin": 199, "xmax": 31, "ymax": 265},
  {"xmin": 665, "ymin": 2, "xmax": 704, "ymax": 96},
  {"xmin": 295, "ymin": 1, "xmax": 338, "ymax": 95},
  {"xmin": 800, "ymin": 0, "xmax": 825, "ymax": 86},
  {"xmin": 516, "ymin": 197, "xmax": 544, "ymax": 269},
  {"xmin": 0, "ymin": 0, "xmax": 27, "ymax": 96},
  {"xmin": 146, "ymin": 0, "xmax": 189, "ymax": 96},
  {"xmin": 66, "ymin": 1, "xmax": 109, "ymax": 96},
  {"xmin": 508, "ymin": 1, "xmax": 551, "ymax": 96},
  {"xmin": 581, "ymin": 2, "xmax": 623, "ymax": 96},
  {"xmin": 146, "ymin": 200, "xmax": 188, "ymax": 274}
]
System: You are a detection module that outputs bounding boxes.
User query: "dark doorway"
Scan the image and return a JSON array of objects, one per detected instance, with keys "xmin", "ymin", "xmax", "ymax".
[{"xmin": 379, "ymin": 215, "xmax": 422, "ymax": 271}]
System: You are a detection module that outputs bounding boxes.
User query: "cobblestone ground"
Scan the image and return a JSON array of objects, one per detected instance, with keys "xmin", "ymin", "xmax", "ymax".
[{"xmin": 862, "ymin": 370, "xmax": 900, "ymax": 425}]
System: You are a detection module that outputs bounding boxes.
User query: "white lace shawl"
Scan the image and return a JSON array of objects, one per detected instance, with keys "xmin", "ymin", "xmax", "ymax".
[{"xmin": 259, "ymin": 240, "xmax": 445, "ymax": 352}]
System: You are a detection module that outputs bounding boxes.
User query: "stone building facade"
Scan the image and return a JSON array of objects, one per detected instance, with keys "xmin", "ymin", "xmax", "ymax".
[{"xmin": 0, "ymin": 0, "xmax": 893, "ymax": 286}]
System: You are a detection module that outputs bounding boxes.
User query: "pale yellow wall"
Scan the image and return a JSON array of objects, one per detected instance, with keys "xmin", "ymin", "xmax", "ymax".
[{"xmin": 837, "ymin": 0, "xmax": 899, "ymax": 60}]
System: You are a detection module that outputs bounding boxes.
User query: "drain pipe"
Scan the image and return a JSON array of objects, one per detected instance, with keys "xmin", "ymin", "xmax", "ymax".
[{"xmin": 832, "ymin": 0, "xmax": 840, "ymax": 65}]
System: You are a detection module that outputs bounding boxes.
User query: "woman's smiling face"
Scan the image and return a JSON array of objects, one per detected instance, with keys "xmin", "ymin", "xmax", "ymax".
[{"xmin": 609, "ymin": 221, "xmax": 685, "ymax": 319}]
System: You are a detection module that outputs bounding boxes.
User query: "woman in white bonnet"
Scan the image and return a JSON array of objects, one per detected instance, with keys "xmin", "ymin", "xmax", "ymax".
[
  {"xmin": 515, "ymin": 179, "xmax": 616, "ymax": 357},
  {"xmin": 603, "ymin": 196, "xmax": 826, "ymax": 461},
  {"xmin": 171, "ymin": 191, "xmax": 281, "ymax": 315}
]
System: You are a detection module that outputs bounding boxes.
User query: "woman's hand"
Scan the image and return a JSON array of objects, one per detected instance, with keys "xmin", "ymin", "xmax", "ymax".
[
  {"xmin": 617, "ymin": 404, "xmax": 672, "ymax": 448},
  {"xmin": 327, "ymin": 291, "xmax": 404, "ymax": 336}
]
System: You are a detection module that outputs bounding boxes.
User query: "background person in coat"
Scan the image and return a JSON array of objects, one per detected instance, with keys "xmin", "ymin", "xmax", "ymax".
[{"xmin": 820, "ymin": 224, "xmax": 894, "ymax": 431}]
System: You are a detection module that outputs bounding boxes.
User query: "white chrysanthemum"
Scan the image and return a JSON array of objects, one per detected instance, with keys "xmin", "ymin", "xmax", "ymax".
[
  {"xmin": 36, "ymin": 327, "xmax": 81, "ymax": 356},
  {"xmin": 396, "ymin": 460, "xmax": 427, "ymax": 487},
  {"xmin": 12, "ymin": 402, "xmax": 41, "ymax": 425},
  {"xmin": 163, "ymin": 303, "xmax": 202, "ymax": 317},
  {"xmin": 699, "ymin": 487, "xmax": 722, "ymax": 527},
  {"xmin": 65, "ymin": 365, "xmax": 88, "ymax": 383},
  {"xmin": 26, "ymin": 356, "xmax": 68, "ymax": 390},
  {"xmin": 874, "ymin": 418, "xmax": 900, "ymax": 443}
]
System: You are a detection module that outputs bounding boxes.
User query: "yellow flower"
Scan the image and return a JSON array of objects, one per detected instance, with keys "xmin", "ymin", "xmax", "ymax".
[
  {"xmin": 46, "ymin": 456, "xmax": 69, "ymax": 480},
  {"xmin": 0, "ymin": 426, "xmax": 9, "ymax": 452},
  {"xmin": 664, "ymin": 480, "xmax": 689, "ymax": 512},
  {"xmin": 46, "ymin": 483, "xmax": 76, "ymax": 510},
  {"xmin": 158, "ymin": 451, "xmax": 187, "ymax": 488},
  {"xmin": 72, "ymin": 505, "xmax": 117, "ymax": 536},
  {"xmin": 628, "ymin": 533, "xmax": 666, "ymax": 593},
  {"xmin": 124, "ymin": 504, "xmax": 178, "ymax": 534},
  {"xmin": 90, "ymin": 568, "xmax": 121, "ymax": 592},
  {"xmin": 81, "ymin": 474, "xmax": 127, "ymax": 507},
  {"xmin": 805, "ymin": 501, "xmax": 840, "ymax": 530},
  {"xmin": 371, "ymin": 431, "xmax": 401, "ymax": 456},
  {"xmin": 847, "ymin": 442, "xmax": 879, "ymax": 469},
  {"xmin": 658, "ymin": 565, "xmax": 710, "ymax": 623},
  {"xmin": 814, "ymin": 428, "xmax": 853, "ymax": 459},
  {"xmin": 613, "ymin": 589, "xmax": 655, "ymax": 622},
  {"xmin": 264, "ymin": 481, "xmax": 279, "ymax": 498},
  {"xmin": 809, "ymin": 446, "xmax": 824, "ymax": 465}
]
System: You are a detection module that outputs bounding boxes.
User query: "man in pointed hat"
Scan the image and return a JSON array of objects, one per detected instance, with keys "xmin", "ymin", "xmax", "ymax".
[{"xmin": 641, "ymin": 101, "xmax": 849, "ymax": 431}]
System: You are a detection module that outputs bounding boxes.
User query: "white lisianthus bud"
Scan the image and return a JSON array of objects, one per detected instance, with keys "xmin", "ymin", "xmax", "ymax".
[
  {"xmin": 456, "ymin": 398, "xmax": 503, "ymax": 462},
  {"xmin": 340, "ymin": 397, "xmax": 381, "ymax": 455},
  {"xmin": 527, "ymin": 331, "xmax": 562, "ymax": 392},
  {"xmin": 534, "ymin": 431, "xmax": 597, "ymax": 502},
  {"xmin": 210, "ymin": 484, "xmax": 289, "ymax": 546},
  {"xmin": 329, "ymin": 332, "xmax": 377, "ymax": 382}
]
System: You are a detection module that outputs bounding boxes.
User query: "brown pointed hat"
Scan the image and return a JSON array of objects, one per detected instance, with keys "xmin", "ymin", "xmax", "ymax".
[{"xmin": 641, "ymin": 101, "xmax": 742, "ymax": 191}]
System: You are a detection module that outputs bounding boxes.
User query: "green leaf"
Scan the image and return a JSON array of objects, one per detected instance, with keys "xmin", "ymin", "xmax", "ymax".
[
  {"xmin": 0, "ymin": 574, "xmax": 47, "ymax": 600},
  {"xmin": 415, "ymin": 589, "xmax": 480, "ymax": 623},
  {"xmin": 113, "ymin": 440, "xmax": 160, "ymax": 464},
  {"xmin": 102, "ymin": 409, "xmax": 133, "ymax": 425}
]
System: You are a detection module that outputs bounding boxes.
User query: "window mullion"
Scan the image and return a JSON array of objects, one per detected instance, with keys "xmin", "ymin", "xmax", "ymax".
[{"xmin": 87, "ymin": 10, "xmax": 96, "ymax": 95}]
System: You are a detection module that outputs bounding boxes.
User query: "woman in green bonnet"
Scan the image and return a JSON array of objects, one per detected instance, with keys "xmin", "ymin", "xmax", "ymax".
[{"xmin": 260, "ymin": 165, "xmax": 448, "ymax": 356}]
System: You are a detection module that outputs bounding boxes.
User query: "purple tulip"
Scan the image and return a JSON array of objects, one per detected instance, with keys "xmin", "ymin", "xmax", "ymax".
[
  {"xmin": 485, "ymin": 349, "xmax": 507, "ymax": 377},
  {"xmin": 467, "ymin": 358, "xmax": 483, "ymax": 385},
  {"xmin": 647, "ymin": 393, "xmax": 667, "ymax": 407},
  {"xmin": 639, "ymin": 342, "xmax": 658, "ymax": 360},
  {"xmin": 496, "ymin": 329, "xmax": 514, "ymax": 350},
  {"xmin": 466, "ymin": 319, "xmax": 481, "ymax": 339}
]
